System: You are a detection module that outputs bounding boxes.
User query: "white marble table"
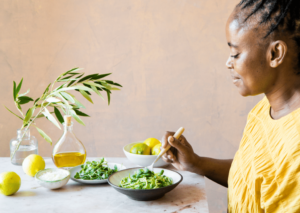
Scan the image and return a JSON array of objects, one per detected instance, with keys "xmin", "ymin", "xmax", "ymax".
[{"xmin": 0, "ymin": 157, "xmax": 209, "ymax": 213}]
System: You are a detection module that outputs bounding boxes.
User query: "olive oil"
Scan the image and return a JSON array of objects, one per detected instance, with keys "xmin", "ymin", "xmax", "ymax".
[
  {"xmin": 53, "ymin": 152, "xmax": 86, "ymax": 168},
  {"xmin": 52, "ymin": 115, "xmax": 87, "ymax": 169}
]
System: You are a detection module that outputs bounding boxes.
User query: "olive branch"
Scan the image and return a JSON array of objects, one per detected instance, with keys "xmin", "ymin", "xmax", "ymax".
[{"xmin": 4, "ymin": 68, "xmax": 122, "ymax": 160}]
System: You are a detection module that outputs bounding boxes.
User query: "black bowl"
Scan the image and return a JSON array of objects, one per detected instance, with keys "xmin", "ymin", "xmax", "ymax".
[{"xmin": 108, "ymin": 167, "xmax": 183, "ymax": 201}]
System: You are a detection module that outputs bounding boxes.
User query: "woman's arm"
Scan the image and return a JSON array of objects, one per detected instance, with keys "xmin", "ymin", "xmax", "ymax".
[
  {"xmin": 193, "ymin": 156, "xmax": 232, "ymax": 187},
  {"xmin": 161, "ymin": 131, "xmax": 232, "ymax": 187}
]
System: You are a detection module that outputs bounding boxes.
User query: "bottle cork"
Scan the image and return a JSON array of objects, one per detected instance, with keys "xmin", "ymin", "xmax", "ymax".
[{"xmin": 64, "ymin": 115, "xmax": 72, "ymax": 126}]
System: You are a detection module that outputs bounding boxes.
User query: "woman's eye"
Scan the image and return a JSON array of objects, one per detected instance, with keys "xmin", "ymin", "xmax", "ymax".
[{"xmin": 231, "ymin": 53, "xmax": 240, "ymax": 59}]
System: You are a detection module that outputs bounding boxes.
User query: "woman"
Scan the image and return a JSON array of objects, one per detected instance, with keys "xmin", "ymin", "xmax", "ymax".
[{"xmin": 162, "ymin": 0, "xmax": 300, "ymax": 212}]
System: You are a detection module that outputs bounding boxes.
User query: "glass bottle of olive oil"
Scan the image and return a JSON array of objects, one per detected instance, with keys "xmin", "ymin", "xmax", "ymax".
[{"xmin": 52, "ymin": 115, "xmax": 86, "ymax": 169}]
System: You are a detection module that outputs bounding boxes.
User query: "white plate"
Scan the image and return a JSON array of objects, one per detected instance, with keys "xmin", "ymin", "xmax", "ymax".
[{"xmin": 70, "ymin": 163, "xmax": 126, "ymax": 184}]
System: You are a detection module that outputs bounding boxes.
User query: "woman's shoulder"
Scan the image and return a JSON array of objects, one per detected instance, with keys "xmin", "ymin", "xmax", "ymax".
[{"xmin": 247, "ymin": 96, "xmax": 269, "ymax": 119}]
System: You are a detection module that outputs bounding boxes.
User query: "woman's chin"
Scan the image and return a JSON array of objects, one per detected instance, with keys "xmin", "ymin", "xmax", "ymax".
[{"xmin": 237, "ymin": 87, "xmax": 251, "ymax": 97}]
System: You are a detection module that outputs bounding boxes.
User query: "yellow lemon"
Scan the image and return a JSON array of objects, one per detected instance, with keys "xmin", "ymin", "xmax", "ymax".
[
  {"xmin": 130, "ymin": 143, "xmax": 151, "ymax": 155},
  {"xmin": 0, "ymin": 171, "xmax": 21, "ymax": 196},
  {"xmin": 22, "ymin": 154, "xmax": 45, "ymax": 177},
  {"xmin": 143, "ymin": 138, "xmax": 161, "ymax": 149},
  {"xmin": 151, "ymin": 144, "xmax": 161, "ymax": 155}
]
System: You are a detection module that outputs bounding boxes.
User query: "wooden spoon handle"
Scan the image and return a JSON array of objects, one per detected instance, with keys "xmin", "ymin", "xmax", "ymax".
[{"xmin": 154, "ymin": 127, "xmax": 185, "ymax": 164}]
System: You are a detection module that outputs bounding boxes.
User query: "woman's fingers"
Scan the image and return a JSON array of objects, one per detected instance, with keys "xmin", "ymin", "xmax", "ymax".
[
  {"xmin": 162, "ymin": 154, "xmax": 173, "ymax": 163},
  {"xmin": 162, "ymin": 150, "xmax": 176, "ymax": 163},
  {"xmin": 161, "ymin": 131, "xmax": 175, "ymax": 148},
  {"xmin": 168, "ymin": 136, "xmax": 188, "ymax": 155}
]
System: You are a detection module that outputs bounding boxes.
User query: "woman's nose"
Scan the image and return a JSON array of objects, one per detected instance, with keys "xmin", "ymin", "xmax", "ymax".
[{"xmin": 226, "ymin": 56, "xmax": 233, "ymax": 69}]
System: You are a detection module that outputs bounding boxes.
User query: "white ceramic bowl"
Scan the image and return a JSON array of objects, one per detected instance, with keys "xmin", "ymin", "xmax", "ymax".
[
  {"xmin": 123, "ymin": 142, "xmax": 169, "ymax": 167},
  {"xmin": 35, "ymin": 168, "xmax": 70, "ymax": 189}
]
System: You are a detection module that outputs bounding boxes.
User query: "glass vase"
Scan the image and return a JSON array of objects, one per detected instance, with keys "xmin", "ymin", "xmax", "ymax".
[
  {"xmin": 10, "ymin": 128, "xmax": 38, "ymax": 165},
  {"xmin": 52, "ymin": 115, "xmax": 86, "ymax": 169}
]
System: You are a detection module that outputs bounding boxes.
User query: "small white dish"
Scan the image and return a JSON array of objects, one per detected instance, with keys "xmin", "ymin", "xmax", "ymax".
[
  {"xmin": 123, "ymin": 142, "xmax": 170, "ymax": 167},
  {"xmin": 35, "ymin": 168, "xmax": 70, "ymax": 189},
  {"xmin": 69, "ymin": 163, "xmax": 126, "ymax": 184}
]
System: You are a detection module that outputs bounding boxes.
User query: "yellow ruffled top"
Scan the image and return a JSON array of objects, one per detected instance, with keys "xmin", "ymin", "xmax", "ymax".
[{"xmin": 228, "ymin": 97, "xmax": 300, "ymax": 213}]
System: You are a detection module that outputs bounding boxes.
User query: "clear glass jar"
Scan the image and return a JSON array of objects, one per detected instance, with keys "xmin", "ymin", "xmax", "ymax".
[
  {"xmin": 52, "ymin": 115, "xmax": 86, "ymax": 169},
  {"xmin": 10, "ymin": 128, "xmax": 38, "ymax": 165}
]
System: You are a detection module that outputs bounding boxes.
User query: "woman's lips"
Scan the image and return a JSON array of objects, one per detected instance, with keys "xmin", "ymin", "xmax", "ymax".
[
  {"xmin": 232, "ymin": 78, "xmax": 240, "ymax": 83},
  {"xmin": 230, "ymin": 72, "xmax": 241, "ymax": 84}
]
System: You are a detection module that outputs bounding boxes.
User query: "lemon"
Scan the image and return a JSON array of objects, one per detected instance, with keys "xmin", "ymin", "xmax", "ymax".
[
  {"xmin": 151, "ymin": 144, "xmax": 161, "ymax": 155},
  {"xmin": 130, "ymin": 143, "xmax": 151, "ymax": 155},
  {"xmin": 0, "ymin": 171, "xmax": 21, "ymax": 196},
  {"xmin": 22, "ymin": 154, "xmax": 45, "ymax": 177},
  {"xmin": 143, "ymin": 138, "xmax": 161, "ymax": 149}
]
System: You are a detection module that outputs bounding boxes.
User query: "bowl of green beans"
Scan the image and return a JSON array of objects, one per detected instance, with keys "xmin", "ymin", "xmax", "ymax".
[{"xmin": 108, "ymin": 167, "xmax": 183, "ymax": 201}]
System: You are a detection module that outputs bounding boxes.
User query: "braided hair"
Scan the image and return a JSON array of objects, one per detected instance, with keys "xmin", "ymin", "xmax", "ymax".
[{"xmin": 236, "ymin": 0, "xmax": 300, "ymax": 69}]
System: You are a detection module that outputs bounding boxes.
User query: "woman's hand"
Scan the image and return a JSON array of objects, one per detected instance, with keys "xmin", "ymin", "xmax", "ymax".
[
  {"xmin": 161, "ymin": 131, "xmax": 232, "ymax": 187},
  {"xmin": 161, "ymin": 131, "xmax": 201, "ymax": 174}
]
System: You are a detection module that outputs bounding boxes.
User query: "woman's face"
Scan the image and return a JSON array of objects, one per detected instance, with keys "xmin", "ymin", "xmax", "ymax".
[{"xmin": 225, "ymin": 17, "xmax": 277, "ymax": 97}]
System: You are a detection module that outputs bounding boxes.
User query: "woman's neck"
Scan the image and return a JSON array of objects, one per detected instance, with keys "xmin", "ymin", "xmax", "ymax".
[{"xmin": 266, "ymin": 77, "xmax": 300, "ymax": 119}]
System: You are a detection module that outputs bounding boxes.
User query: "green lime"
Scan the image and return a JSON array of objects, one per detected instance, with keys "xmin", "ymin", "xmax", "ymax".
[{"xmin": 130, "ymin": 143, "xmax": 151, "ymax": 155}]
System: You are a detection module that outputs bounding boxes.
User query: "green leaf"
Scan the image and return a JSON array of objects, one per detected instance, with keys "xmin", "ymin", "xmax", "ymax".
[
  {"xmin": 72, "ymin": 96, "xmax": 86, "ymax": 109},
  {"xmin": 66, "ymin": 73, "xmax": 84, "ymax": 87},
  {"xmin": 18, "ymin": 96, "xmax": 34, "ymax": 105},
  {"xmin": 90, "ymin": 85, "xmax": 104, "ymax": 100},
  {"xmin": 35, "ymin": 127, "xmax": 52, "ymax": 145},
  {"xmin": 13, "ymin": 81, "xmax": 17, "ymax": 101},
  {"xmin": 43, "ymin": 83, "xmax": 51, "ymax": 95},
  {"xmin": 18, "ymin": 89, "xmax": 30, "ymax": 97},
  {"xmin": 17, "ymin": 103, "xmax": 22, "ymax": 110},
  {"xmin": 110, "ymin": 87, "xmax": 120, "ymax": 91},
  {"xmin": 46, "ymin": 97, "xmax": 61, "ymax": 103},
  {"xmin": 36, "ymin": 112, "xmax": 54, "ymax": 118},
  {"xmin": 79, "ymin": 90, "xmax": 93, "ymax": 104},
  {"xmin": 54, "ymin": 107, "xmax": 64, "ymax": 124},
  {"xmin": 112, "ymin": 82, "xmax": 122, "ymax": 87},
  {"xmin": 18, "ymin": 96, "xmax": 34, "ymax": 101},
  {"xmin": 23, "ymin": 107, "xmax": 35, "ymax": 125},
  {"xmin": 62, "ymin": 67, "xmax": 83, "ymax": 76},
  {"xmin": 77, "ymin": 74, "xmax": 99, "ymax": 83},
  {"xmin": 77, "ymin": 87, "xmax": 92, "ymax": 95},
  {"xmin": 54, "ymin": 86, "xmax": 93, "ymax": 93},
  {"xmin": 67, "ymin": 80, "xmax": 76, "ymax": 87},
  {"xmin": 34, "ymin": 97, "xmax": 40, "ymax": 104},
  {"xmin": 54, "ymin": 93, "xmax": 70, "ymax": 108},
  {"xmin": 55, "ymin": 84, "xmax": 66, "ymax": 91},
  {"xmin": 97, "ymin": 81, "xmax": 112, "ymax": 90},
  {"xmin": 60, "ymin": 92, "xmax": 75, "ymax": 103},
  {"xmin": 85, "ymin": 81, "xmax": 105, "ymax": 88},
  {"xmin": 3, "ymin": 105, "xmax": 23, "ymax": 120},
  {"xmin": 42, "ymin": 108, "xmax": 61, "ymax": 129},
  {"xmin": 105, "ymin": 89, "xmax": 111, "ymax": 105},
  {"xmin": 16, "ymin": 78, "xmax": 23, "ymax": 95},
  {"xmin": 74, "ymin": 109, "xmax": 90, "ymax": 117},
  {"xmin": 92, "ymin": 73, "xmax": 111, "ymax": 80},
  {"xmin": 66, "ymin": 72, "xmax": 81, "ymax": 76},
  {"xmin": 70, "ymin": 109, "xmax": 85, "ymax": 126}
]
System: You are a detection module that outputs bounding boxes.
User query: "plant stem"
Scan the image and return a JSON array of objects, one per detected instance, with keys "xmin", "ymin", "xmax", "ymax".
[{"xmin": 11, "ymin": 99, "xmax": 50, "ymax": 160}]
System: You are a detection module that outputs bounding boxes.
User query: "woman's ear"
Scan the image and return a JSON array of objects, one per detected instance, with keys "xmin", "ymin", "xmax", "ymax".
[{"xmin": 269, "ymin": 40, "xmax": 287, "ymax": 68}]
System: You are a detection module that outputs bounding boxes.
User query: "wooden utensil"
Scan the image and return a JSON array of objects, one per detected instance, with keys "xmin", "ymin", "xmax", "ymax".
[{"xmin": 147, "ymin": 127, "xmax": 185, "ymax": 171}]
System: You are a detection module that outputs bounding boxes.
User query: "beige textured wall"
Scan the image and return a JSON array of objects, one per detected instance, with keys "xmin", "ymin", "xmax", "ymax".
[{"xmin": 0, "ymin": 0, "xmax": 262, "ymax": 212}]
